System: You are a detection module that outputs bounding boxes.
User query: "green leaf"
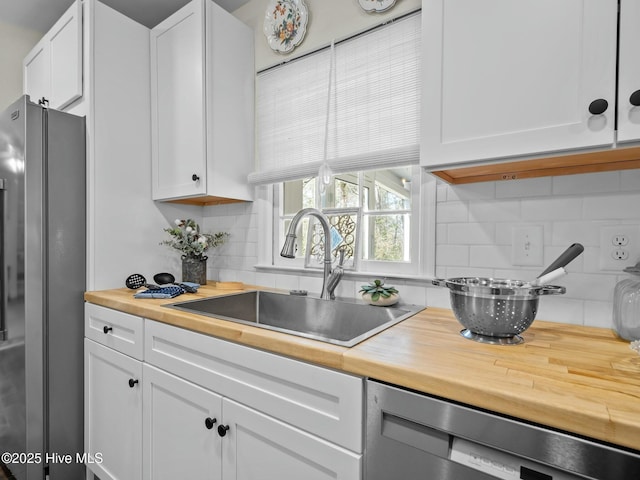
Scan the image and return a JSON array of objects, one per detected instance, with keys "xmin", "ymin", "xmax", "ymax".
[{"xmin": 371, "ymin": 292, "xmax": 380, "ymax": 302}]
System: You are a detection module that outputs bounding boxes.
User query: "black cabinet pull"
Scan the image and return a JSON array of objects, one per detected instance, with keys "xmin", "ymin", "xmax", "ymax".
[
  {"xmin": 217, "ymin": 424, "xmax": 230, "ymax": 437},
  {"xmin": 205, "ymin": 417, "xmax": 217, "ymax": 429},
  {"xmin": 128, "ymin": 379, "xmax": 139, "ymax": 388},
  {"xmin": 103, "ymin": 326, "xmax": 113, "ymax": 334},
  {"xmin": 588, "ymin": 98, "xmax": 608, "ymax": 115},
  {"xmin": 192, "ymin": 174, "xmax": 200, "ymax": 182},
  {"xmin": 630, "ymin": 90, "xmax": 640, "ymax": 107}
]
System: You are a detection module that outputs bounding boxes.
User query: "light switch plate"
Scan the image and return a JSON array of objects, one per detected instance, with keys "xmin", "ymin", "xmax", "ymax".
[{"xmin": 512, "ymin": 225, "xmax": 544, "ymax": 266}]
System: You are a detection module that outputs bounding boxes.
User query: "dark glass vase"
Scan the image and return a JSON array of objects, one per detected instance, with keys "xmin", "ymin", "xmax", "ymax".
[{"xmin": 181, "ymin": 255, "xmax": 207, "ymax": 285}]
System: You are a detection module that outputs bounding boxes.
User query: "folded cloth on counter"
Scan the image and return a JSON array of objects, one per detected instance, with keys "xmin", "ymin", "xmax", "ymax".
[
  {"xmin": 180, "ymin": 282, "xmax": 200, "ymax": 291},
  {"xmin": 134, "ymin": 285, "xmax": 185, "ymax": 299}
]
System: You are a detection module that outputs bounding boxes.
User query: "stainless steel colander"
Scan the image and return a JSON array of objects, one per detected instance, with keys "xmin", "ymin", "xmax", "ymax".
[{"xmin": 432, "ymin": 277, "xmax": 566, "ymax": 345}]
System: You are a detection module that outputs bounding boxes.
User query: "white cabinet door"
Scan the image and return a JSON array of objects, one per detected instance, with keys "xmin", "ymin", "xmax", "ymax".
[
  {"xmin": 22, "ymin": 0, "xmax": 82, "ymax": 110},
  {"xmin": 85, "ymin": 339, "xmax": 143, "ymax": 480},
  {"xmin": 48, "ymin": 0, "xmax": 83, "ymax": 109},
  {"xmin": 421, "ymin": 0, "xmax": 618, "ymax": 168},
  {"xmin": 150, "ymin": 0, "xmax": 207, "ymax": 200},
  {"xmin": 143, "ymin": 364, "xmax": 222, "ymax": 480},
  {"xmin": 617, "ymin": 0, "xmax": 640, "ymax": 143},
  {"xmin": 222, "ymin": 399, "xmax": 362, "ymax": 480},
  {"xmin": 23, "ymin": 42, "xmax": 50, "ymax": 105}
]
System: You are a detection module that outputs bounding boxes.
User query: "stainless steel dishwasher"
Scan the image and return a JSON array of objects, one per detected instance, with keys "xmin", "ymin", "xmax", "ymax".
[{"xmin": 366, "ymin": 380, "xmax": 640, "ymax": 480}]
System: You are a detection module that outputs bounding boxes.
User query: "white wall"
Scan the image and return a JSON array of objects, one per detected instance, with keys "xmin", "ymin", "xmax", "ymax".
[
  {"xmin": 0, "ymin": 21, "xmax": 41, "ymax": 110},
  {"xmin": 233, "ymin": 0, "xmax": 422, "ymax": 71}
]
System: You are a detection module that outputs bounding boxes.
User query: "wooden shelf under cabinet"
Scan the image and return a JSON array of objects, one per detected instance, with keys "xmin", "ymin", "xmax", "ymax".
[
  {"xmin": 163, "ymin": 196, "xmax": 248, "ymax": 206},
  {"xmin": 430, "ymin": 145, "xmax": 640, "ymax": 184}
]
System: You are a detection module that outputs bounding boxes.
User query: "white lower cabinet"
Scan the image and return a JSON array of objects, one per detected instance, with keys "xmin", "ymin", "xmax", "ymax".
[
  {"xmin": 85, "ymin": 304, "xmax": 363, "ymax": 480},
  {"xmin": 84, "ymin": 339, "xmax": 143, "ymax": 480},
  {"xmin": 223, "ymin": 398, "xmax": 361, "ymax": 480},
  {"xmin": 143, "ymin": 364, "xmax": 360, "ymax": 480},
  {"xmin": 143, "ymin": 364, "xmax": 222, "ymax": 480}
]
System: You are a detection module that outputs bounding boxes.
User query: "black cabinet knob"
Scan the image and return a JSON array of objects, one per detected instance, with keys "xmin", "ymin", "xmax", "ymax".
[
  {"xmin": 205, "ymin": 417, "xmax": 217, "ymax": 429},
  {"xmin": 192, "ymin": 174, "xmax": 200, "ymax": 182},
  {"xmin": 630, "ymin": 90, "xmax": 640, "ymax": 107},
  {"xmin": 217, "ymin": 424, "xmax": 230, "ymax": 437},
  {"xmin": 103, "ymin": 326, "xmax": 113, "ymax": 334},
  {"xmin": 128, "ymin": 379, "xmax": 139, "ymax": 388},
  {"xmin": 588, "ymin": 99, "xmax": 608, "ymax": 115}
]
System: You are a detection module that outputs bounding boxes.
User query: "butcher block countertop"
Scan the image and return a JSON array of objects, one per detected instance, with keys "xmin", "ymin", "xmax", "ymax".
[{"xmin": 84, "ymin": 283, "xmax": 640, "ymax": 452}]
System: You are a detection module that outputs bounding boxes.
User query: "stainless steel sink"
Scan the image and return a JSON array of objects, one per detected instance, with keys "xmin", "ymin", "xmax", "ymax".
[{"xmin": 165, "ymin": 290, "xmax": 425, "ymax": 347}]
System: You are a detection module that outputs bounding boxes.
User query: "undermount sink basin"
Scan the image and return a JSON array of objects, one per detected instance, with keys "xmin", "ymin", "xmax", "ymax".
[{"xmin": 165, "ymin": 290, "xmax": 425, "ymax": 347}]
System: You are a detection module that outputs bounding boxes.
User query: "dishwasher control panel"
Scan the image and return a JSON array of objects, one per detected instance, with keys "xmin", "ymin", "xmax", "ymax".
[{"xmin": 450, "ymin": 437, "xmax": 583, "ymax": 480}]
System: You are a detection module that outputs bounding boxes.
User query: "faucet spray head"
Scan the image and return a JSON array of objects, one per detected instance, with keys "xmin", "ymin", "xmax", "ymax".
[{"xmin": 280, "ymin": 233, "xmax": 297, "ymax": 258}]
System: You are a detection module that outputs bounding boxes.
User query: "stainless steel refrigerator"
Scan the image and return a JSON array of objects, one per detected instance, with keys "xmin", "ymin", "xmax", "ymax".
[{"xmin": 0, "ymin": 96, "xmax": 85, "ymax": 479}]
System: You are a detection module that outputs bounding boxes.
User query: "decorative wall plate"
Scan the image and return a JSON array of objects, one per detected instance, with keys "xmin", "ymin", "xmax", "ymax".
[
  {"xmin": 263, "ymin": 0, "xmax": 309, "ymax": 54},
  {"xmin": 358, "ymin": 0, "xmax": 396, "ymax": 13}
]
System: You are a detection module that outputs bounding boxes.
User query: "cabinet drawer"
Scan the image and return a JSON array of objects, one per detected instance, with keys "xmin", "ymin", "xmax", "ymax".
[
  {"xmin": 85, "ymin": 303, "xmax": 144, "ymax": 360},
  {"xmin": 144, "ymin": 319, "xmax": 363, "ymax": 453}
]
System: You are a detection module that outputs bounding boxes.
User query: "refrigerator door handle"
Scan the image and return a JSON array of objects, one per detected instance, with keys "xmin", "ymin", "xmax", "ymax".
[{"xmin": 0, "ymin": 178, "xmax": 5, "ymax": 341}]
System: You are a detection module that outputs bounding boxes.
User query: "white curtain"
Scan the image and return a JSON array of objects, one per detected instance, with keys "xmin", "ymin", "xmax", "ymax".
[{"xmin": 250, "ymin": 11, "xmax": 421, "ymax": 185}]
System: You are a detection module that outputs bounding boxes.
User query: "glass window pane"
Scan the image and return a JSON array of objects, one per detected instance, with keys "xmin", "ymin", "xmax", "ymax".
[
  {"xmin": 283, "ymin": 217, "xmax": 310, "ymax": 259},
  {"xmin": 283, "ymin": 178, "xmax": 315, "ymax": 215},
  {"xmin": 363, "ymin": 168, "xmax": 411, "ymax": 212},
  {"xmin": 363, "ymin": 214, "xmax": 410, "ymax": 262},
  {"xmin": 334, "ymin": 174, "xmax": 359, "ymax": 208}
]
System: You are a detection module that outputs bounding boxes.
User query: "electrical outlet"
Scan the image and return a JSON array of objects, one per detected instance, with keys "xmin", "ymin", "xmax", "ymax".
[
  {"xmin": 599, "ymin": 225, "xmax": 640, "ymax": 271},
  {"xmin": 512, "ymin": 225, "xmax": 544, "ymax": 266}
]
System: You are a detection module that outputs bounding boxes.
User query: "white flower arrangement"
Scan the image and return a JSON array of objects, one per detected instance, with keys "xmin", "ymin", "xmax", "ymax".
[{"xmin": 161, "ymin": 219, "xmax": 229, "ymax": 258}]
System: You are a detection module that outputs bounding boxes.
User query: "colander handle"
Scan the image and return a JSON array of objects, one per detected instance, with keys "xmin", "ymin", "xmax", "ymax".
[
  {"xmin": 431, "ymin": 278, "xmax": 447, "ymax": 287},
  {"xmin": 536, "ymin": 285, "xmax": 566, "ymax": 296}
]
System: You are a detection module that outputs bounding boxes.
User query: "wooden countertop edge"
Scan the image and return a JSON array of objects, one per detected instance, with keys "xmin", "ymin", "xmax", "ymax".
[
  {"xmin": 83, "ymin": 289, "xmax": 348, "ymax": 370},
  {"xmin": 83, "ymin": 289, "xmax": 640, "ymax": 451}
]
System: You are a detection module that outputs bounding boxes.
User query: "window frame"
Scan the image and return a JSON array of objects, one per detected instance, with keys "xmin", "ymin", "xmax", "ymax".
[{"xmin": 264, "ymin": 166, "xmax": 434, "ymax": 278}]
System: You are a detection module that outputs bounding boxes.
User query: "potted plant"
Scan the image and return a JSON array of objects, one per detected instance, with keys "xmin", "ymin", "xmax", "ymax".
[
  {"xmin": 161, "ymin": 219, "xmax": 229, "ymax": 285},
  {"xmin": 359, "ymin": 279, "xmax": 399, "ymax": 306}
]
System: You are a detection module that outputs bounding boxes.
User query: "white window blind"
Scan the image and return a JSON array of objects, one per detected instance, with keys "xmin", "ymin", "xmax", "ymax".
[{"xmin": 250, "ymin": 11, "xmax": 421, "ymax": 185}]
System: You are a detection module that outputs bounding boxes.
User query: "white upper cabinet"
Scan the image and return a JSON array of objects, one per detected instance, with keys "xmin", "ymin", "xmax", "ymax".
[
  {"xmin": 617, "ymin": 0, "xmax": 640, "ymax": 143},
  {"xmin": 150, "ymin": 0, "xmax": 254, "ymax": 203},
  {"xmin": 421, "ymin": 0, "xmax": 618, "ymax": 169},
  {"xmin": 23, "ymin": 0, "xmax": 82, "ymax": 110}
]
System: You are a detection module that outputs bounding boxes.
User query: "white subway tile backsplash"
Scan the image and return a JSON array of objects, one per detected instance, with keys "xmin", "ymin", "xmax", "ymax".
[
  {"xmin": 425, "ymin": 285, "xmax": 451, "ymax": 309},
  {"xmin": 447, "ymin": 223, "xmax": 495, "ymax": 245},
  {"xmin": 444, "ymin": 266, "xmax": 493, "ymax": 278},
  {"xmin": 583, "ymin": 301, "xmax": 614, "ymax": 329},
  {"xmin": 200, "ymin": 170, "xmax": 640, "ymax": 331},
  {"xmin": 495, "ymin": 177, "xmax": 552, "ymax": 198},
  {"xmin": 397, "ymin": 284, "xmax": 428, "ymax": 306},
  {"xmin": 469, "ymin": 245, "xmax": 512, "ymax": 269},
  {"xmin": 274, "ymin": 274, "xmax": 299, "ymax": 291},
  {"xmin": 552, "ymin": 171, "xmax": 620, "ymax": 195},
  {"xmin": 582, "ymin": 193, "xmax": 640, "ymax": 219},
  {"xmin": 447, "ymin": 182, "xmax": 495, "ymax": 202},
  {"xmin": 436, "ymin": 201, "xmax": 468, "ymax": 223},
  {"xmin": 436, "ymin": 245, "xmax": 469, "ymax": 266},
  {"xmin": 551, "ymin": 221, "xmax": 605, "ymax": 247},
  {"xmin": 536, "ymin": 297, "xmax": 584, "ymax": 325},
  {"xmin": 521, "ymin": 197, "xmax": 582, "ymax": 221},
  {"xmin": 468, "ymin": 200, "xmax": 520, "ymax": 222},
  {"xmin": 561, "ymin": 273, "xmax": 616, "ymax": 302},
  {"xmin": 620, "ymin": 169, "xmax": 640, "ymax": 191}
]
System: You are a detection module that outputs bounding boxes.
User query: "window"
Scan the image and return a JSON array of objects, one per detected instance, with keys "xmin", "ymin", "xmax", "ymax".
[
  {"xmin": 253, "ymin": 11, "xmax": 431, "ymax": 277},
  {"xmin": 274, "ymin": 165, "xmax": 422, "ymax": 275}
]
